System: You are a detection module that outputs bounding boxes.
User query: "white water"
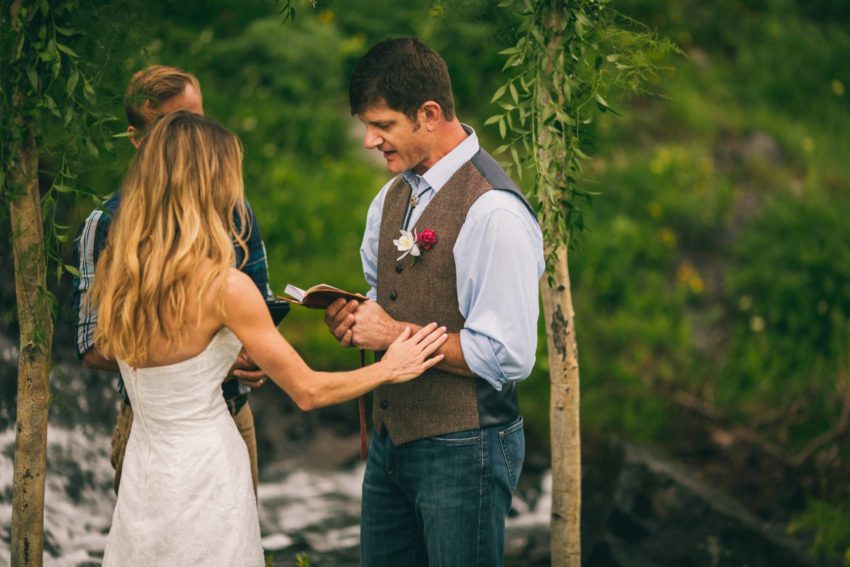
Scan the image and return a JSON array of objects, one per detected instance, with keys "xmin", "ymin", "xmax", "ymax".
[{"xmin": 1, "ymin": 425, "xmax": 550, "ymax": 566}]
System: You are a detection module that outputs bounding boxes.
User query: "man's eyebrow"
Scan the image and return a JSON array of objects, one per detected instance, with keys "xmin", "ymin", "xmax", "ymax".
[{"xmin": 368, "ymin": 119, "xmax": 394, "ymax": 127}]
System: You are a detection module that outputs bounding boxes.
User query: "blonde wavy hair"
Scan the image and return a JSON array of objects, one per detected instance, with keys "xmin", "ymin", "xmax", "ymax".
[{"xmin": 91, "ymin": 111, "xmax": 248, "ymax": 367}]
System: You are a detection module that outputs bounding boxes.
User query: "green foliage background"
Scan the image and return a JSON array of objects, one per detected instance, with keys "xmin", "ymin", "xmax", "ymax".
[{"xmin": 29, "ymin": 0, "xmax": 850, "ymax": 561}]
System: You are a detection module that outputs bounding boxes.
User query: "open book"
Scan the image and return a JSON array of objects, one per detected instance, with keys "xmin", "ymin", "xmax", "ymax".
[{"xmin": 281, "ymin": 283, "xmax": 368, "ymax": 309}]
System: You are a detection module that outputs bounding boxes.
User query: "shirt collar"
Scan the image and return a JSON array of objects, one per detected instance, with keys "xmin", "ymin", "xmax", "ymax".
[{"xmin": 402, "ymin": 124, "xmax": 479, "ymax": 194}]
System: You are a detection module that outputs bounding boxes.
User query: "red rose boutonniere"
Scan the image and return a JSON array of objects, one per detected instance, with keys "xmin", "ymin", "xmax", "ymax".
[{"xmin": 416, "ymin": 229, "xmax": 437, "ymax": 251}]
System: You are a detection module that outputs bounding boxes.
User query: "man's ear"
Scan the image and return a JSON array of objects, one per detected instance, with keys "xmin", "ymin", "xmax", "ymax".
[
  {"xmin": 127, "ymin": 126, "xmax": 142, "ymax": 149},
  {"xmin": 420, "ymin": 101, "xmax": 443, "ymax": 132}
]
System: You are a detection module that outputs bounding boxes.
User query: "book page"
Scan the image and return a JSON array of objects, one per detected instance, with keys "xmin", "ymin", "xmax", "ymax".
[{"xmin": 283, "ymin": 284, "xmax": 306, "ymax": 303}]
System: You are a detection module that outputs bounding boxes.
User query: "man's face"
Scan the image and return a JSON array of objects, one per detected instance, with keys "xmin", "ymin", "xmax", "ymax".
[{"xmin": 358, "ymin": 101, "xmax": 429, "ymax": 174}]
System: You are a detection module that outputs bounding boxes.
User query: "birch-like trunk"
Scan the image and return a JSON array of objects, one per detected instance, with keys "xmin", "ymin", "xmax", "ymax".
[
  {"xmin": 535, "ymin": 3, "xmax": 581, "ymax": 564},
  {"xmin": 9, "ymin": 89, "xmax": 52, "ymax": 567},
  {"xmin": 541, "ymin": 250, "xmax": 581, "ymax": 566}
]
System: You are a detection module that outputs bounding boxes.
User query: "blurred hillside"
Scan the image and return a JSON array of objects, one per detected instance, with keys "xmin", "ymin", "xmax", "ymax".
[{"xmin": 2, "ymin": 0, "xmax": 848, "ymax": 562}]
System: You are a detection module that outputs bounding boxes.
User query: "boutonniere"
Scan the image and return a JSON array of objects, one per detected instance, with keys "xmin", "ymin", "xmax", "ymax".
[{"xmin": 393, "ymin": 228, "xmax": 438, "ymax": 265}]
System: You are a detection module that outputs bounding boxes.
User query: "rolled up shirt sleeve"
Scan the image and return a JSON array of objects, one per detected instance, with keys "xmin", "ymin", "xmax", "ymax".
[{"xmin": 456, "ymin": 192, "xmax": 544, "ymax": 390}]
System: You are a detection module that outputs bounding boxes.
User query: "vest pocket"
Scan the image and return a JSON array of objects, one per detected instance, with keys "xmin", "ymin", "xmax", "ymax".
[{"xmin": 499, "ymin": 417, "xmax": 525, "ymax": 490}]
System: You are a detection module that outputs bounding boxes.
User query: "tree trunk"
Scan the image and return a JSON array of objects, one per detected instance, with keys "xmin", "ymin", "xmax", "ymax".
[
  {"xmin": 542, "ymin": 247, "xmax": 581, "ymax": 566},
  {"xmin": 9, "ymin": 115, "xmax": 52, "ymax": 567},
  {"xmin": 533, "ymin": 3, "xmax": 581, "ymax": 564}
]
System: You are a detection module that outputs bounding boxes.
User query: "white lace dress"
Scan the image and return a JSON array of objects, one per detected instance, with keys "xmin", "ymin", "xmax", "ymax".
[{"xmin": 102, "ymin": 328, "xmax": 264, "ymax": 567}]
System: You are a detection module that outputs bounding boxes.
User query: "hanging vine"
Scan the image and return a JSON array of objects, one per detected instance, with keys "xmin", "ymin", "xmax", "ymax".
[
  {"xmin": 488, "ymin": 0, "xmax": 677, "ymax": 275},
  {"xmin": 1, "ymin": 0, "xmax": 128, "ymax": 283}
]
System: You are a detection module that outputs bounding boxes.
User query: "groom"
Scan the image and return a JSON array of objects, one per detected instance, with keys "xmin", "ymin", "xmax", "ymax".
[
  {"xmin": 72, "ymin": 65, "xmax": 272, "ymax": 494},
  {"xmin": 325, "ymin": 38, "xmax": 544, "ymax": 566}
]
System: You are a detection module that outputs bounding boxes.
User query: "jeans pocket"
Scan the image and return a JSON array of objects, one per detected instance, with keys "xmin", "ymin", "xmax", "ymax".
[
  {"xmin": 499, "ymin": 417, "xmax": 525, "ymax": 490},
  {"xmin": 430, "ymin": 429, "xmax": 482, "ymax": 446}
]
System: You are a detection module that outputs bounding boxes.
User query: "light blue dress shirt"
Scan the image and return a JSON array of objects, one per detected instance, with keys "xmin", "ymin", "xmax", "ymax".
[{"xmin": 359, "ymin": 126, "xmax": 545, "ymax": 390}]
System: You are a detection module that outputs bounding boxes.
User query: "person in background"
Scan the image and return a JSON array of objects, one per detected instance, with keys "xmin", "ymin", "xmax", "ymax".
[{"xmin": 71, "ymin": 65, "xmax": 271, "ymax": 495}]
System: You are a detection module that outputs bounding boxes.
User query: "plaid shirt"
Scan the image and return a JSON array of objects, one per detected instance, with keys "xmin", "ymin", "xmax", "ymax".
[{"xmin": 71, "ymin": 191, "xmax": 272, "ymax": 402}]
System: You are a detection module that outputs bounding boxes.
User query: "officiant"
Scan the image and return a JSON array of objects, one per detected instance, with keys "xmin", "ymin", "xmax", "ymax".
[{"xmin": 325, "ymin": 37, "xmax": 545, "ymax": 567}]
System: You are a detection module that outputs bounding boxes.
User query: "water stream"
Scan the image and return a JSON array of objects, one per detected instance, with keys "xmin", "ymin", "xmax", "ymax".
[{"xmin": 0, "ymin": 424, "xmax": 551, "ymax": 566}]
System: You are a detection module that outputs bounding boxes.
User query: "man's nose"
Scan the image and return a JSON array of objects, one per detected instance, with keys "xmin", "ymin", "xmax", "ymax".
[{"xmin": 364, "ymin": 130, "xmax": 383, "ymax": 149}]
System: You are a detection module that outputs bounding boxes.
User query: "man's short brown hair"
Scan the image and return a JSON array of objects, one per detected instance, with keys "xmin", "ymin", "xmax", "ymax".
[
  {"xmin": 124, "ymin": 65, "xmax": 201, "ymax": 130},
  {"xmin": 349, "ymin": 37, "xmax": 455, "ymax": 121}
]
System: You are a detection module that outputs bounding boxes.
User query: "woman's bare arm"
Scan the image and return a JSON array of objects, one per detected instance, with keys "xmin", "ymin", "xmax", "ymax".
[{"xmin": 221, "ymin": 270, "xmax": 446, "ymax": 410}]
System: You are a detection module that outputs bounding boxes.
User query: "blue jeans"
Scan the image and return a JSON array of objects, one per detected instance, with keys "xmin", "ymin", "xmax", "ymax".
[{"xmin": 360, "ymin": 416, "xmax": 525, "ymax": 567}]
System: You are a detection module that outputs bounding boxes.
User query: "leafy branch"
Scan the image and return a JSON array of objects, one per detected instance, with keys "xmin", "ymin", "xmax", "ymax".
[
  {"xmin": 489, "ymin": 0, "xmax": 678, "ymax": 273},
  {"xmin": 1, "ymin": 0, "xmax": 126, "ymax": 282}
]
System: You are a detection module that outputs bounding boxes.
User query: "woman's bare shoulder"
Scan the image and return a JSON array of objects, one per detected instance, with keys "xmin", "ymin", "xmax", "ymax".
[
  {"xmin": 225, "ymin": 267, "xmax": 260, "ymax": 295},
  {"xmin": 223, "ymin": 268, "xmax": 265, "ymax": 316}
]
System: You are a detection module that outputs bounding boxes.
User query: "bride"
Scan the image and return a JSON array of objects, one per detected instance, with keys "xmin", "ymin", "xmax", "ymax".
[{"xmin": 90, "ymin": 110, "xmax": 447, "ymax": 566}]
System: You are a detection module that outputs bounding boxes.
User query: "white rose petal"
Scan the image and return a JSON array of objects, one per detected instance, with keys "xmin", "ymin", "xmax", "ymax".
[{"xmin": 394, "ymin": 229, "xmax": 419, "ymax": 260}]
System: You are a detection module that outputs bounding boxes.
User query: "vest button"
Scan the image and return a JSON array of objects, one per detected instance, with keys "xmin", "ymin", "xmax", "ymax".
[
  {"xmin": 395, "ymin": 263, "xmax": 403, "ymax": 274},
  {"xmin": 379, "ymin": 399, "xmax": 389, "ymax": 409},
  {"xmin": 390, "ymin": 290, "xmax": 398, "ymax": 301}
]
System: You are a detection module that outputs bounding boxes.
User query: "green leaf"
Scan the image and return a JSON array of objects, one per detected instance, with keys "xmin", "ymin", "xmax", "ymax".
[
  {"xmin": 555, "ymin": 109, "xmax": 576, "ymax": 126},
  {"xmin": 498, "ymin": 116, "xmax": 506, "ymax": 139},
  {"xmin": 41, "ymin": 39, "xmax": 57, "ymax": 62},
  {"xmin": 491, "ymin": 84, "xmax": 507, "ymax": 103},
  {"xmin": 595, "ymin": 93, "xmax": 621, "ymax": 115},
  {"xmin": 55, "ymin": 25, "xmax": 76, "ymax": 36},
  {"xmin": 484, "ymin": 114, "xmax": 501, "ymax": 126},
  {"xmin": 53, "ymin": 184, "xmax": 74, "ymax": 193},
  {"xmin": 64, "ymin": 264, "xmax": 81, "ymax": 277},
  {"xmin": 67, "ymin": 69, "xmax": 79, "ymax": 95},
  {"xmin": 44, "ymin": 95, "xmax": 61, "ymax": 117},
  {"xmin": 85, "ymin": 138, "xmax": 99, "ymax": 157},
  {"xmin": 56, "ymin": 43, "xmax": 78, "ymax": 58},
  {"xmin": 14, "ymin": 33, "xmax": 25, "ymax": 60},
  {"xmin": 83, "ymin": 80, "xmax": 95, "ymax": 101},
  {"xmin": 509, "ymin": 82, "xmax": 519, "ymax": 104},
  {"xmin": 499, "ymin": 47, "xmax": 519, "ymax": 55},
  {"xmin": 493, "ymin": 144, "xmax": 509, "ymax": 155},
  {"xmin": 27, "ymin": 67, "xmax": 39, "ymax": 91}
]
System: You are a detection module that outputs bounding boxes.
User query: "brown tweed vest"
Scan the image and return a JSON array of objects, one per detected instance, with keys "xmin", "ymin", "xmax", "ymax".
[{"xmin": 372, "ymin": 150, "xmax": 532, "ymax": 445}]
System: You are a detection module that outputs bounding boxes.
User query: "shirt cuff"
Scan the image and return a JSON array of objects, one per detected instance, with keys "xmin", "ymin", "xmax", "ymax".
[{"xmin": 459, "ymin": 328, "xmax": 505, "ymax": 391}]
